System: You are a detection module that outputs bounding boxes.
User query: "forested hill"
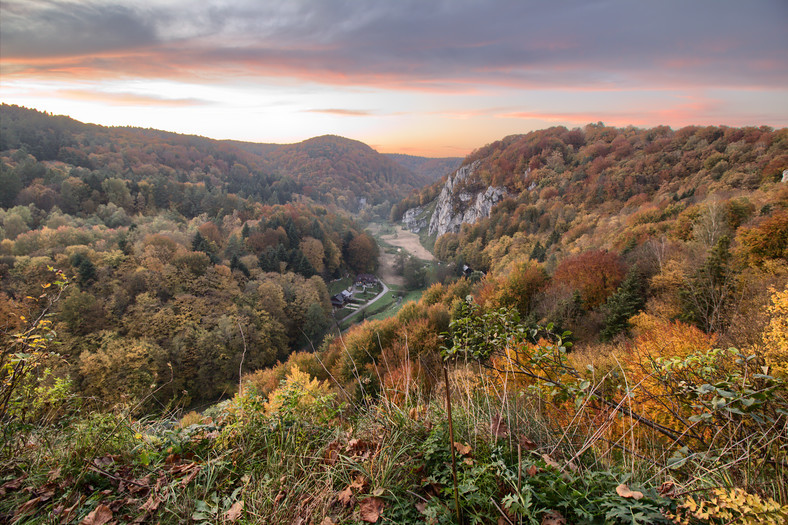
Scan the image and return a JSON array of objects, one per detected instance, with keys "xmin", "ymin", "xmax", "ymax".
[
  {"xmin": 262, "ymin": 135, "xmax": 427, "ymax": 211},
  {"xmin": 394, "ymin": 123, "xmax": 787, "ymax": 265},
  {"xmin": 384, "ymin": 153, "xmax": 462, "ymax": 184},
  {"xmin": 0, "ymin": 104, "xmax": 430, "ymax": 214},
  {"xmin": 388, "ymin": 122, "xmax": 786, "ymax": 344},
  {"xmin": 0, "ymin": 103, "xmax": 386, "ymax": 407}
]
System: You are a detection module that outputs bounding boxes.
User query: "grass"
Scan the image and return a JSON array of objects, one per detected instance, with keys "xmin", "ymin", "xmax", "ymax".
[
  {"xmin": 3, "ymin": 352, "xmax": 787, "ymax": 524},
  {"xmin": 328, "ymin": 276, "xmax": 353, "ymax": 295},
  {"xmin": 367, "ymin": 289, "xmax": 424, "ymax": 322},
  {"xmin": 337, "ymin": 291, "xmax": 397, "ymax": 331}
]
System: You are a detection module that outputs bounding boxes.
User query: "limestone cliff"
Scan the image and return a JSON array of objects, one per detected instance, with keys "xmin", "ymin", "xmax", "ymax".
[
  {"xmin": 402, "ymin": 206, "xmax": 428, "ymax": 233},
  {"xmin": 426, "ymin": 161, "xmax": 507, "ymax": 237}
]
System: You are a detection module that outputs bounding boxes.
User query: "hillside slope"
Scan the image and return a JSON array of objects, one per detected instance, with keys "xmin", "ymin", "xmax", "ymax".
[
  {"xmin": 385, "ymin": 153, "xmax": 462, "ymax": 185},
  {"xmin": 0, "ymin": 105, "xmax": 427, "ymax": 214}
]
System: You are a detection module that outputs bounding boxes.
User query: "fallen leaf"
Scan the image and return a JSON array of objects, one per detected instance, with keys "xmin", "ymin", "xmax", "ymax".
[
  {"xmin": 491, "ymin": 414, "xmax": 509, "ymax": 438},
  {"xmin": 541, "ymin": 509, "xmax": 566, "ymax": 525},
  {"xmin": 526, "ymin": 464, "xmax": 539, "ymax": 477},
  {"xmin": 48, "ymin": 467, "xmax": 62, "ymax": 482},
  {"xmin": 615, "ymin": 483, "xmax": 644, "ymax": 500},
  {"xmin": 80, "ymin": 504, "xmax": 113, "ymax": 525},
  {"xmin": 453, "ymin": 441, "xmax": 472, "ymax": 456},
  {"xmin": 518, "ymin": 435, "xmax": 537, "ymax": 451},
  {"xmin": 179, "ymin": 467, "xmax": 200, "ymax": 488},
  {"xmin": 338, "ymin": 487, "xmax": 354, "ymax": 507},
  {"xmin": 92, "ymin": 456, "xmax": 119, "ymax": 468},
  {"xmin": 320, "ymin": 518, "xmax": 336, "ymax": 525},
  {"xmin": 324, "ymin": 441, "xmax": 341, "ymax": 465},
  {"xmin": 415, "ymin": 501, "xmax": 428, "ymax": 514},
  {"xmin": 659, "ymin": 481, "xmax": 677, "ymax": 497},
  {"xmin": 463, "ymin": 457, "xmax": 474, "ymax": 466},
  {"xmin": 140, "ymin": 494, "xmax": 162, "ymax": 512},
  {"xmin": 359, "ymin": 496, "xmax": 384, "ymax": 523},
  {"xmin": 541, "ymin": 454, "xmax": 561, "ymax": 469},
  {"xmin": 349, "ymin": 475, "xmax": 367, "ymax": 491},
  {"xmin": 14, "ymin": 496, "xmax": 42, "ymax": 517},
  {"xmin": 225, "ymin": 500, "xmax": 244, "ymax": 523},
  {"xmin": 0, "ymin": 476, "xmax": 25, "ymax": 495}
]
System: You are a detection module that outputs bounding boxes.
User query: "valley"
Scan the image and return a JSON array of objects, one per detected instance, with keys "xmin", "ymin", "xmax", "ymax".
[{"xmin": 1, "ymin": 107, "xmax": 786, "ymax": 524}]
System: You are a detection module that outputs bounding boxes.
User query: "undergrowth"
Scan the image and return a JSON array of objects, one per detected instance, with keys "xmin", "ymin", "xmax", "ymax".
[{"xmin": 1, "ymin": 272, "xmax": 786, "ymax": 523}]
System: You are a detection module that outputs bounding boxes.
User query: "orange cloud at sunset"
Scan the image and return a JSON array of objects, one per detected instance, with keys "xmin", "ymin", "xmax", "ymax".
[{"xmin": 1, "ymin": 0, "xmax": 786, "ymax": 156}]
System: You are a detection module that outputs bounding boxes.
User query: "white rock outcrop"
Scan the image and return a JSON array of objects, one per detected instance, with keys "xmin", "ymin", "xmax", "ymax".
[
  {"xmin": 402, "ymin": 206, "xmax": 427, "ymax": 233},
  {"xmin": 428, "ymin": 161, "xmax": 507, "ymax": 237}
]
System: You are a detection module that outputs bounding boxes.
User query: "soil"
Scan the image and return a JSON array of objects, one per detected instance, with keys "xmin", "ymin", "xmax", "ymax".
[
  {"xmin": 369, "ymin": 224, "xmax": 434, "ymax": 287},
  {"xmin": 377, "ymin": 251, "xmax": 406, "ymax": 287},
  {"xmin": 380, "ymin": 227, "xmax": 435, "ymax": 261}
]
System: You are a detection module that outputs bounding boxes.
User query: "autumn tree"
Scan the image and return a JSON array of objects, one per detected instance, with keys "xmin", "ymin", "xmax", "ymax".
[
  {"xmin": 552, "ymin": 250, "xmax": 626, "ymax": 309},
  {"xmin": 346, "ymin": 232, "xmax": 379, "ymax": 273}
]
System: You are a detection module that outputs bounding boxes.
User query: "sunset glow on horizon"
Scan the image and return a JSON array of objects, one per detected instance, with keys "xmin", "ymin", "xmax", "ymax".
[{"xmin": 1, "ymin": 0, "xmax": 786, "ymax": 157}]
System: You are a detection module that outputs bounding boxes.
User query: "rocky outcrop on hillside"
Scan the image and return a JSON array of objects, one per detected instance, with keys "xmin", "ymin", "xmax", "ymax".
[
  {"xmin": 402, "ymin": 206, "xmax": 428, "ymax": 233},
  {"xmin": 427, "ymin": 161, "xmax": 507, "ymax": 237}
]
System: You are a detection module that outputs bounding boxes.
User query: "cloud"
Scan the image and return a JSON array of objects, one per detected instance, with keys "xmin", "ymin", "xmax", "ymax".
[
  {"xmin": 500, "ymin": 95, "xmax": 788, "ymax": 128},
  {"xmin": 2, "ymin": 0, "xmax": 786, "ymax": 91},
  {"xmin": 1, "ymin": 0, "xmax": 158, "ymax": 58},
  {"xmin": 56, "ymin": 89, "xmax": 210, "ymax": 107},
  {"xmin": 304, "ymin": 108, "xmax": 374, "ymax": 116}
]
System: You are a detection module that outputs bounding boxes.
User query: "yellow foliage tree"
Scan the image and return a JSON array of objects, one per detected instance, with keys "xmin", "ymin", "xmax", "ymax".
[
  {"xmin": 264, "ymin": 365, "xmax": 334, "ymax": 423},
  {"xmin": 763, "ymin": 286, "xmax": 788, "ymax": 377}
]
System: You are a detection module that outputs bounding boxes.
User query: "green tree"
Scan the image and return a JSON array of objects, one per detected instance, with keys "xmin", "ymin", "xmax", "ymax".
[
  {"xmin": 600, "ymin": 266, "xmax": 648, "ymax": 341},
  {"xmin": 680, "ymin": 235, "xmax": 737, "ymax": 333}
]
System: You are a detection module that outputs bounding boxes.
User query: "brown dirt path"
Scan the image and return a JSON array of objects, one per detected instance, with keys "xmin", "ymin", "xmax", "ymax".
[{"xmin": 380, "ymin": 227, "xmax": 435, "ymax": 261}]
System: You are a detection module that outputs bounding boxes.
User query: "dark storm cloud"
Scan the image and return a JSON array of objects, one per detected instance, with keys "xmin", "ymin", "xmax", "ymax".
[{"xmin": 2, "ymin": 0, "xmax": 786, "ymax": 89}]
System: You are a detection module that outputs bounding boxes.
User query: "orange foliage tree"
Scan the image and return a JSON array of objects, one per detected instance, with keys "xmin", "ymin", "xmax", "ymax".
[{"xmin": 552, "ymin": 250, "xmax": 625, "ymax": 309}]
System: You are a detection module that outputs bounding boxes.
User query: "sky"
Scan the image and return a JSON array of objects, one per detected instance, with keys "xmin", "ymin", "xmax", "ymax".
[{"xmin": 1, "ymin": 0, "xmax": 787, "ymax": 157}]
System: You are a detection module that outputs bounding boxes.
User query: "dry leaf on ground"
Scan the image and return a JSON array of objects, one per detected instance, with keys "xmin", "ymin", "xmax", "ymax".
[
  {"xmin": 225, "ymin": 500, "xmax": 244, "ymax": 523},
  {"xmin": 518, "ymin": 435, "xmax": 537, "ymax": 450},
  {"xmin": 359, "ymin": 496, "xmax": 384, "ymax": 523},
  {"xmin": 491, "ymin": 414, "xmax": 509, "ymax": 438},
  {"xmin": 542, "ymin": 454, "xmax": 561, "ymax": 469},
  {"xmin": 139, "ymin": 494, "xmax": 161, "ymax": 512},
  {"xmin": 0, "ymin": 477, "xmax": 25, "ymax": 495},
  {"xmin": 541, "ymin": 509, "xmax": 566, "ymax": 525},
  {"xmin": 337, "ymin": 487, "xmax": 354, "ymax": 507},
  {"xmin": 80, "ymin": 504, "xmax": 113, "ymax": 525},
  {"xmin": 616, "ymin": 483, "xmax": 644, "ymax": 500},
  {"xmin": 453, "ymin": 441, "xmax": 472, "ymax": 456}
]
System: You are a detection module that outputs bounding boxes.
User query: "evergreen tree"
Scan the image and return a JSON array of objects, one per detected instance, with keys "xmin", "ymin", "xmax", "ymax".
[
  {"xmin": 680, "ymin": 235, "xmax": 736, "ymax": 333},
  {"xmin": 259, "ymin": 247, "xmax": 278, "ymax": 272},
  {"xmin": 71, "ymin": 252, "xmax": 96, "ymax": 286},
  {"xmin": 230, "ymin": 254, "xmax": 250, "ymax": 277},
  {"xmin": 529, "ymin": 241, "xmax": 546, "ymax": 262},
  {"xmin": 192, "ymin": 231, "xmax": 219, "ymax": 264},
  {"xmin": 600, "ymin": 266, "xmax": 647, "ymax": 341},
  {"xmin": 290, "ymin": 249, "xmax": 316, "ymax": 277}
]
